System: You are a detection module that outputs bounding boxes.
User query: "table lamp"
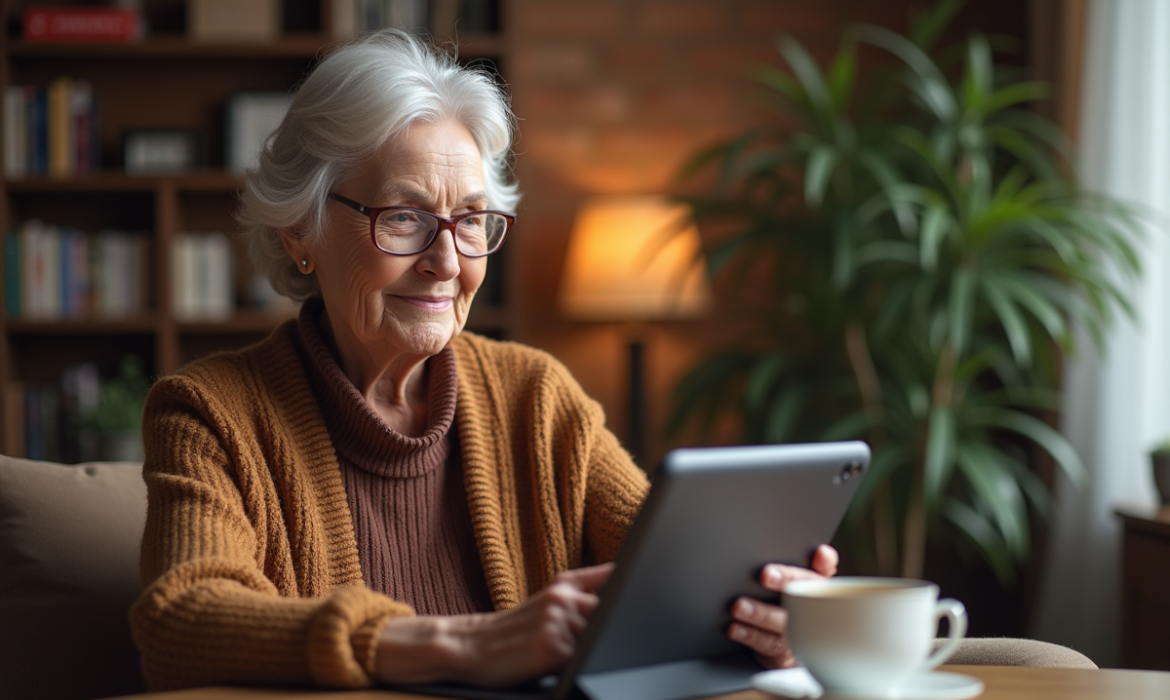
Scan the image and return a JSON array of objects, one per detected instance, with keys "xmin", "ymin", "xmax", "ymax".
[{"xmin": 558, "ymin": 195, "xmax": 712, "ymax": 464}]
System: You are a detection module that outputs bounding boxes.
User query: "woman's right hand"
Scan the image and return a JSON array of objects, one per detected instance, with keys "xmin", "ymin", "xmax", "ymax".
[{"xmin": 374, "ymin": 563, "xmax": 613, "ymax": 687}]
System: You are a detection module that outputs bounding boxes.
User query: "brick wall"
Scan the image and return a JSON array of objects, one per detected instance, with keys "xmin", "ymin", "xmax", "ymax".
[{"xmin": 501, "ymin": 0, "xmax": 1029, "ymax": 469}]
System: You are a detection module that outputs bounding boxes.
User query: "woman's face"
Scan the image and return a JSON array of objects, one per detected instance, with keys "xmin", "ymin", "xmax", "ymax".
[{"xmin": 309, "ymin": 119, "xmax": 489, "ymax": 363}]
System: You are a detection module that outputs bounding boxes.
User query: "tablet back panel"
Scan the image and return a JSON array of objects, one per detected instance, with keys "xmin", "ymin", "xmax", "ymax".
[{"xmin": 574, "ymin": 441, "xmax": 870, "ymax": 676}]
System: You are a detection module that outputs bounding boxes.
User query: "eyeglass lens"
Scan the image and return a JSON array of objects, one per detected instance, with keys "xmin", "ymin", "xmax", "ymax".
[{"xmin": 374, "ymin": 210, "xmax": 508, "ymax": 256}]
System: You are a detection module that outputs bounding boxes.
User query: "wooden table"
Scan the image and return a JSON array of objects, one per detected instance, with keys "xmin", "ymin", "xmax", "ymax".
[
  {"xmin": 104, "ymin": 665, "xmax": 1170, "ymax": 700},
  {"xmin": 1115, "ymin": 504, "xmax": 1170, "ymax": 670}
]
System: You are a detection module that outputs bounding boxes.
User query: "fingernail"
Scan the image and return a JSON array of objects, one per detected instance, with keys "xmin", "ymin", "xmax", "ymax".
[
  {"xmin": 739, "ymin": 599, "xmax": 755, "ymax": 616},
  {"xmin": 767, "ymin": 568, "xmax": 784, "ymax": 586},
  {"xmin": 731, "ymin": 626, "xmax": 746, "ymax": 641}
]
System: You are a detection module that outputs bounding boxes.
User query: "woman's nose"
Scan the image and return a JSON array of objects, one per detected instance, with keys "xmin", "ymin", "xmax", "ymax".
[{"xmin": 416, "ymin": 228, "xmax": 460, "ymax": 279}]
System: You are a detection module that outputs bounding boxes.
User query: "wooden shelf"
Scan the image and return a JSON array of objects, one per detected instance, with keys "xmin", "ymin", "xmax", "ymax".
[
  {"xmin": 177, "ymin": 311, "xmax": 297, "ymax": 334},
  {"xmin": 4, "ymin": 317, "xmax": 159, "ymax": 334},
  {"xmin": 8, "ymin": 35, "xmax": 331, "ymax": 59},
  {"xmin": 6, "ymin": 171, "xmax": 242, "ymax": 193},
  {"xmin": 8, "ymin": 33, "xmax": 503, "ymax": 60}
]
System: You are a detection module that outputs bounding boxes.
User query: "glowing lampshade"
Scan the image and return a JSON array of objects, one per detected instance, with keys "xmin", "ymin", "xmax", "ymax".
[{"xmin": 559, "ymin": 196, "xmax": 713, "ymax": 321}]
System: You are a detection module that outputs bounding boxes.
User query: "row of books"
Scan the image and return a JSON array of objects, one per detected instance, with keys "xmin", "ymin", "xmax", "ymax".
[
  {"xmin": 4, "ymin": 221, "xmax": 151, "ymax": 320},
  {"xmin": 172, "ymin": 232, "xmax": 235, "ymax": 320},
  {"xmin": 8, "ymin": 364, "xmax": 101, "ymax": 463},
  {"xmin": 4, "ymin": 79, "xmax": 101, "ymax": 179},
  {"xmin": 19, "ymin": 2, "xmax": 498, "ymax": 45},
  {"xmin": 5, "ymin": 360, "xmax": 144, "ymax": 463},
  {"xmin": 332, "ymin": 0, "xmax": 498, "ymax": 37}
]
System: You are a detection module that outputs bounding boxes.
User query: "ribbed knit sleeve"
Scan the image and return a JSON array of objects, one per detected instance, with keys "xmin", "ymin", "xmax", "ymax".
[
  {"xmin": 452, "ymin": 335, "xmax": 650, "ymax": 606},
  {"xmin": 131, "ymin": 330, "xmax": 414, "ymax": 690}
]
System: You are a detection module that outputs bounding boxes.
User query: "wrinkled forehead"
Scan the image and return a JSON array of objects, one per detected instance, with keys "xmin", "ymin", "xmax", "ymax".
[{"xmin": 341, "ymin": 121, "xmax": 489, "ymax": 207}]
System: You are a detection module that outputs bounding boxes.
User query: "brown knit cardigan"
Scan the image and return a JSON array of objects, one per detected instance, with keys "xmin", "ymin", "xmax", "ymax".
[{"xmin": 130, "ymin": 322, "xmax": 650, "ymax": 690}]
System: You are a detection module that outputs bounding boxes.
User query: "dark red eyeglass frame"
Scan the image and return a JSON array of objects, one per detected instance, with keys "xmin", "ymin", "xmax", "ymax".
[{"xmin": 328, "ymin": 192, "xmax": 516, "ymax": 257}]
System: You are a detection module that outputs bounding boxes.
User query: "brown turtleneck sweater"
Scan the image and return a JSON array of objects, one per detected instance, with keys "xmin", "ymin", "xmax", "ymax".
[
  {"xmin": 295, "ymin": 308, "xmax": 492, "ymax": 614},
  {"xmin": 132, "ymin": 313, "xmax": 649, "ymax": 690}
]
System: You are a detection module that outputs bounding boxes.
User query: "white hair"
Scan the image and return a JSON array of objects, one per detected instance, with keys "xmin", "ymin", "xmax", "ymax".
[{"xmin": 237, "ymin": 29, "xmax": 520, "ymax": 301}]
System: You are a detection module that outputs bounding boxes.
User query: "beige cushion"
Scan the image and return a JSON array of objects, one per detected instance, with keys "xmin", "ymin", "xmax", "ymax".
[
  {"xmin": 934, "ymin": 637, "xmax": 1098, "ymax": 669},
  {"xmin": 0, "ymin": 455, "xmax": 147, "ymax": 699}
]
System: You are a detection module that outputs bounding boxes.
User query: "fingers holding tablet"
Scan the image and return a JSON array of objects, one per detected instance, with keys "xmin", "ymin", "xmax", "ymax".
[{"xmin": 727, "ymin": 543, "xmax": 839, "ymax": 667}]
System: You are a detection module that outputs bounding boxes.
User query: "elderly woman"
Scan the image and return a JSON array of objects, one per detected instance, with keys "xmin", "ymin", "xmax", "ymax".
[{"xmin": 130, "ymin": 30, "xmax": 836, "ymax": 691}]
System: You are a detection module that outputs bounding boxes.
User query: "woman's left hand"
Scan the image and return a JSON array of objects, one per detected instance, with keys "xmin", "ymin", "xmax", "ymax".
[{"xmin": 727, "ymin": 544, "xmax": 839, "ymax": 669}]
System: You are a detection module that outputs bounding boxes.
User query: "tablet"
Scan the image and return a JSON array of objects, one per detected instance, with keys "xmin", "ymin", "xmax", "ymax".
[{"xmin": 393, "ymin": 441, "xmax": 870, "ymax": 700}]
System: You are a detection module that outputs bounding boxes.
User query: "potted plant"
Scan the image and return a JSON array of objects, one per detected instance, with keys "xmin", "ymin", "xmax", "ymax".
[
  {"xmin": 83, "ymin": 354, "xmax": 150, "ymax": 462},
  {"xmin": 669, "ymin": 0, "xmax": 1143, "ymax": 586}
]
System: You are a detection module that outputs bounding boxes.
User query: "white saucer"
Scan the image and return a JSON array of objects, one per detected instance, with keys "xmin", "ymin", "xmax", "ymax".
[{"xmin": 752, "ymin": 667, "xmax": 984, "ymax": 700}]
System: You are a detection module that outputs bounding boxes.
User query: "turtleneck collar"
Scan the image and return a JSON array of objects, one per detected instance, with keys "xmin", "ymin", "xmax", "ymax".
[{"xmin": 293, "ymin": 297, "xmax": 459, "ymax": 479}]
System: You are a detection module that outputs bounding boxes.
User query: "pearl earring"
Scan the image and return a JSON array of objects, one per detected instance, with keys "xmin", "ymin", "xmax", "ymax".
[{"xmin": 301, "ymin": 259, "xmax": 308, "ymax": 267}]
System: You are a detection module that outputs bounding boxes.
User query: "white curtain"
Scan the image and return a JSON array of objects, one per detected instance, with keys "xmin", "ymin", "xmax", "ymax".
[{"xmin": 1031, "ymin": 0, "xmax": 1170, "ymax": 668}]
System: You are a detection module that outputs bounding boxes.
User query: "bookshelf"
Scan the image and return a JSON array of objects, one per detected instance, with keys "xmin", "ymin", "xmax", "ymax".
[{"xmin": 0, "ymin": 0, "xmax": 512, "ymax": 459}]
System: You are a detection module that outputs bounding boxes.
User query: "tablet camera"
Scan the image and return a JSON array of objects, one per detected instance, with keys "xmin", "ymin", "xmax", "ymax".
[{"xmin": 835, "ymin": 461, "xmax": 865, "ymax": 484}]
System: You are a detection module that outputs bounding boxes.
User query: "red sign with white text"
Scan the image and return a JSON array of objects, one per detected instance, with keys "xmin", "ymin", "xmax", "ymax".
[{"xmin": 23, "ymin": 8, "xmax": 142, "ymax": 44}]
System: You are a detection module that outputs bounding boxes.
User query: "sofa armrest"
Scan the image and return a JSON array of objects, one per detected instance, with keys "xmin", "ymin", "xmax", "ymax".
[{"xmin": 0, "ymin": 454, "xmax": 148, "ymax": 699}]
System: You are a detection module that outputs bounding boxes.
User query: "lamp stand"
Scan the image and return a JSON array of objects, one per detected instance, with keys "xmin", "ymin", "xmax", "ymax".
[{"xmin": 625, "ymin": 322, "xmax": 647, "ymax": 466}]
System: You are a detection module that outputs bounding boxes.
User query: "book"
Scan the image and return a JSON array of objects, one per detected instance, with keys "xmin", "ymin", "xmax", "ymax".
[
  {"xmin": 71, "ymin": 80, "xmax": 95, "ymax": 175},
  {"xmin": 23, "ymin": 7, "xmax": 143, "ymax": 44},
  {"xmin": 24, "ymin": 385, "xmax": 44, "ymax": 460},
  {"xmin": 60, "ymin": 227, "xmax": 89, "ymax": 318},
  {"xmin": 172, "ymin": 232, "xmax": 196, "ymax": 320},
  {"xmin": 188, "ymin": 0, "xmax": 279, "ymax": 43},
  {"xmin": 131, "ymin": 234, "xmax": 151, "ymax": 313},
  {"xmin": 96, "ymin": 230, "xmax": 136, "ymax": 317},
  {"xmin": 48, "ymin": 76, "xmax": 74, "ymax": 178},
  {"xmin": 351, "ymin": 0, "xmax": 428, "ymax": 33},
  {"xmin": 41, "ymin": 223, "xmax": 62, "ymax": 318},
  {"xmin": 331, "ymin": 0, "xmax": 359, "ymax": 38},
  {"xmin": 225, "ymin": 92, "xmax": 292, "ymax": 174},
  {"xmin": 361, "ymin": 0, "xmax": 384, "ymax": 30},
  {"xmin": 60, "ymin": 363, "xmax": 100, "ymax": 463},
  {"xmin": 203, "ymin": 232, "xmax": 235, "ymax": 319},
  {"xmin": 27, "ymin": 87, "xmax": 47, "ymax": 176},
  {"xmin": 20, "ymin": 220, "xmax": 52, "ymax": 318},
  {"xmin": 4, "ymin": 232, "xmax": 19, "ymax": 317},
  {"xmin": 4, "ymin": 86, "xmax": 26, "ymax": 178},
  {"xmin": 4, "ymin": 382, "xmax": 25, "ymax": 458}
]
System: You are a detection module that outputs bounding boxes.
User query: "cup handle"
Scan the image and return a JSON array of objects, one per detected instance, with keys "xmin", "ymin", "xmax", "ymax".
[{"xmin": 921, "ymin": 598, "xmax": 967, "ymax": 672}]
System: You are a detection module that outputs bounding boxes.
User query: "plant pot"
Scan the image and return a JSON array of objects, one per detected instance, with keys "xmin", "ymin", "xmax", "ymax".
[
  {"xmin": 1152, "ymin": 453, "xmax": 1170, "ymax": 505},
  {"xmin": 98, "ymin": 431, "xmax": 144, "ymax": 463}
]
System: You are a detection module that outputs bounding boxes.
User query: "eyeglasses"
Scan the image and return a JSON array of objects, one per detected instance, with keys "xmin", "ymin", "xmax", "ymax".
[{"xmin": 329, "ymin": 192, "xmax": 515, "ymax": 257}]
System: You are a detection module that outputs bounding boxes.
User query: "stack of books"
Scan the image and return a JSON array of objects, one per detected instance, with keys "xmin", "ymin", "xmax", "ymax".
[
  {"xmin": 4, "ymin": 78, "xmax": 101, "ymax": 179},
  {"xmin": 4, "ymin": 220, "xmax": 151, "ymax": 319}
]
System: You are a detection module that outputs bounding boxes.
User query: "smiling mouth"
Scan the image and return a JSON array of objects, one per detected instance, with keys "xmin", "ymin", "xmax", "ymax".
[{"xmin": 394, "ymin": 295, "xmax": 453, "ymax": 311}]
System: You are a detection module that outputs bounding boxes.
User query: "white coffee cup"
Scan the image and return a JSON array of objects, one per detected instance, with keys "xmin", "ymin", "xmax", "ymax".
[{"xmin": 783, "ymin": 577, "xmax": 967, "ymax": 699}]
